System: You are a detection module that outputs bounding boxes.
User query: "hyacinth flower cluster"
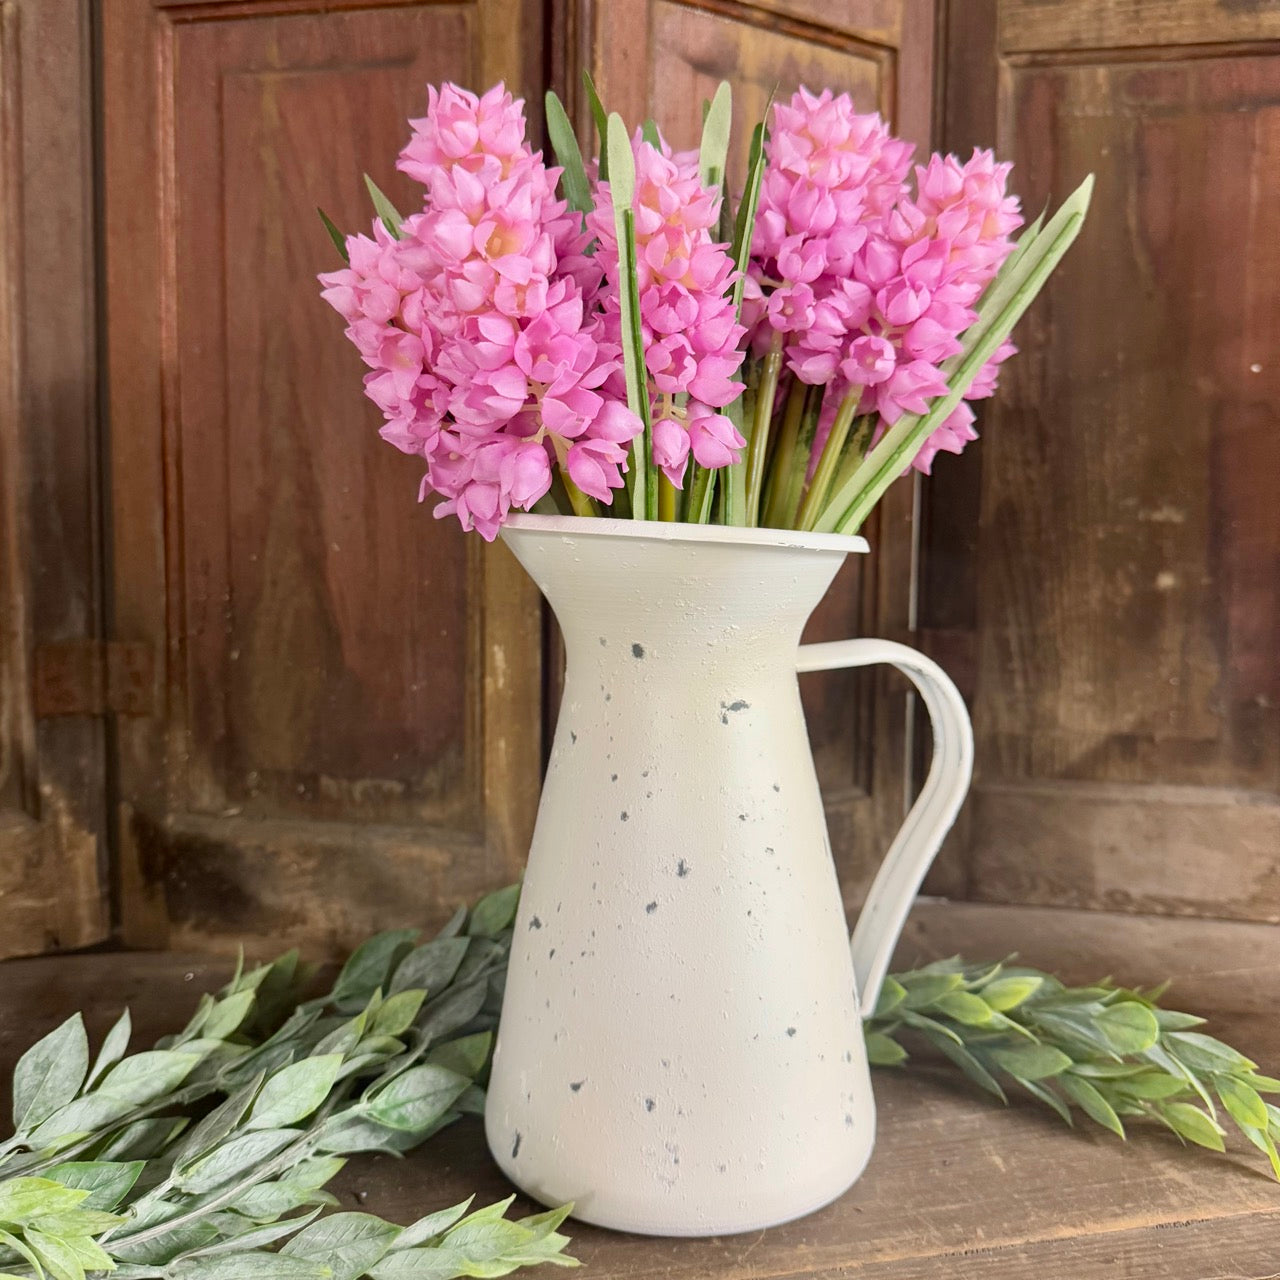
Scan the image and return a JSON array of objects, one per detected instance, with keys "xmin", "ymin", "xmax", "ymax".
[{"xmin": 320, "ymin": 79, "xmax": 1091, "ymax": 538}]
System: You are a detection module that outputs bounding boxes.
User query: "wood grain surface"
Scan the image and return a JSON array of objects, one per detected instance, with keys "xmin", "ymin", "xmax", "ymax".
[
  {"xmin": 3, "ymin": 901, "xmax": 1278, "ymax": 1278},
  {"xmin": 0, "ymin": 0, "xmax": 109, "ymax": 959},
  {"xmin": 922, "ymin": 0, "xmax": 1280, "ymax": 922}
]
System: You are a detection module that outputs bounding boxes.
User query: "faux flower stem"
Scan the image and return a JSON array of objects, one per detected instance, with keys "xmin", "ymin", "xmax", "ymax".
[
  {"xmin": 685, "ymin": 464, "xmax": 714, "ymax": 523},
  {"xmin": 797, "ymin": 393, "xmax": 859, "ymax": 529},
  {"xmin": 658, "ymin": 474, "xmax": 678, "ymax": 521},
  {"xmin": 762, "ymin": 378, "xmax": 808, "ymax": 526},
  {"xmin": 743, "ymin": 338, "xmax": 784, "ymax": 524}
]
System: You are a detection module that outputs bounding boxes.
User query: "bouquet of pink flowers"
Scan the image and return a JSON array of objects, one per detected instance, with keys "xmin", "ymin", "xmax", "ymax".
[{"xmin": 320, "ymin": 80, "xmax": 1090, "ymax": 540}]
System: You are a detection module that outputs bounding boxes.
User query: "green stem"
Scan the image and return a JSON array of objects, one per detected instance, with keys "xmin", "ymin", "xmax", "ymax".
[
  {"xmin": 762, "ymin": 380, "xmax": 810, "ymax": 528},
  {"xmin": 685, "ymin": 464, "xmax": 713, "ymax": 523},
  {"xmin": 797, "ymin": 393, "xmax": 859, "ymax": 530},
  {"xmin": 743, "ymin": 338, "xmax": 784, "ymax": 526},
  {"xmin": 658, "ymin": 473, "xmax": 677, "ymax": 521}
]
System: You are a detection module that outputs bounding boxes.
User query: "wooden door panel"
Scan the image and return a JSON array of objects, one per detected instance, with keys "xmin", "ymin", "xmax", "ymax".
[
  {"xmin": 563, "ymin": 0, "xmax": 940, "ymax": 908},
  {"xmin": 174, "ymin": 11, "xmax": 476, "ymax": 827},
  {"xmin": 105, "ymin": 0, "xmax": 545, "ymax": 956},
  {"xmin": 927, "ymin": 2, "xmax": 1280, "ymax": 919},
  {"xmin": 0, "ymin": 0, "xmax": 108, "ymax": 958}
]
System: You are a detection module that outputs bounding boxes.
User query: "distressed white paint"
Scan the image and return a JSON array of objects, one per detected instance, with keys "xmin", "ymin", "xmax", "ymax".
[{"xmin": 488, "ymin": 515, "xmax": 973, "ymax": 1237}]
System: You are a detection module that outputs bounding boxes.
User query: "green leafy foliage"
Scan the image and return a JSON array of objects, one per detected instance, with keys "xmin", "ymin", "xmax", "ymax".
[
  {"xmin": 865, "ymin": 955, "xmax": 1280, "ymax": 1175},
  {"xmin": 0, "ymin": 894, "xmax": 573, "ymax": 1280}
]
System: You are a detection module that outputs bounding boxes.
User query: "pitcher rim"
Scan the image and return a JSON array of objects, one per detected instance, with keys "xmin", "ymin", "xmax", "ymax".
[{"xmin": 502, "ymin": 513, "xmax": 870, "ymax": 555}]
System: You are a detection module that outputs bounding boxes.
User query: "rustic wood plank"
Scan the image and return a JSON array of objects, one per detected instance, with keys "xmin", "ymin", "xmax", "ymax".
[
  {"xmin": 3, "ymin": 903, "xmax": 1277, "ymax": 1278},
  {"xmin": 0, "ymin": 0, "xmax": 108, "ymax": 958},
  {"xmin": 1001, "ymin": 0, "xmax": 1280, "ymax": 54}
]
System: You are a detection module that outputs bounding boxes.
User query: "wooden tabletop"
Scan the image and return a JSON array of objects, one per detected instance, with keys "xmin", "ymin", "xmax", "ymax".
[{"xmin": 4, "ymin": 901, "xmax": 1279, "ymax": 1279}]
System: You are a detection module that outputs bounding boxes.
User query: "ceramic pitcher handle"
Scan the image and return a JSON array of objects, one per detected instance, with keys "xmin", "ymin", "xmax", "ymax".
[{"xmin": 796, "ymin": 639, "xmax": 974, "ymax": 1017}]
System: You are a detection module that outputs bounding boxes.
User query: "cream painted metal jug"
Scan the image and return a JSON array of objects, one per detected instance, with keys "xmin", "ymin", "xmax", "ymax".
[{"xmin": 486, "ymin": 514, "xmax": 973, "ymax": 1237}]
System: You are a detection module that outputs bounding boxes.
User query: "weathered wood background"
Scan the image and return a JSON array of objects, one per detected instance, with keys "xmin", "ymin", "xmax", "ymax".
[{"xmin": 1, "ymin": 0, "xmax": 1276, "ymax": 959}]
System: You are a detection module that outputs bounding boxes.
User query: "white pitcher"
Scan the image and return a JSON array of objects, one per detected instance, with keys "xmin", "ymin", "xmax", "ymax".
[{"xmin": 486, "ymin": 514, "xmax": 973, "ymax": 1237}]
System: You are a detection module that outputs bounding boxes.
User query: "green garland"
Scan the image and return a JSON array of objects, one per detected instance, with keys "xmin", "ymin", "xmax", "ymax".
[{"xmin": 2, "ymin": 891, "xmax": 1276, "ymax": 1279}]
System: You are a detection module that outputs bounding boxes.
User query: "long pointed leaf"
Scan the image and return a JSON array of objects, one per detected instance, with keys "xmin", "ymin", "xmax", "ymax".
[
  {"xmin": 363, "ymin": 175, "xmax": 404, "ymax": 240},
  {"xmin": 606, "ymin": 113, "xmax": 653, "ymax": 517},
  {"xmin": 582, "ymin": 71, "xmax": 609, "ymax": 181},
  {"xmin": 317, "ymin": 209, "xmax": 350, "ymax": 263},
  {"xmin": 698, "ymin": 81, "xmax": 732, "ymax": 191},
  {"xmin": 544, "ymin": 92, "xmax": 592, "ymax": 215},
  {"xmin": 729, "ymin": 114, "xmax": 768, "ymax": 319}
]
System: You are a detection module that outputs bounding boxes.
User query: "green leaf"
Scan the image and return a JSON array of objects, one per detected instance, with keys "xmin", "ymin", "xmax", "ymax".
[
  {"xmin": 1059, "ymin": 1074, "xmax": 1125, "ymax": 1138},
  {"xmin": 318, "ymin": 209, "xmax": 350, "ymax": 263},
  {"xmin": 933, "ymin": 991, "xmax": 995, "ymax": 1026},
  {"xmin": 605, "ymin": 110, "xmax": 655, "ymax": 520},
  {"xmin": 871, "ymin": 977, "xmax": 907, "ymax": 1019},
  {"xmin": 45, "ymin": 1160, "xmax": 143, "ymax": 1211},
  {"xmin": 544, "ymin": 92, "xmax": 592, "ymax": 216},
  {"xmin": 466, "ymin": 886, "xmax": 520, "ymax": 940},
  {"xmin": 332, "ymin": 931, "xmax": 419, "ymax": 1009},
  {"xmin": 1239, "ymin": 1122, "xmax": 1280, "ymax": 1181},
  {"xmin": 1015, "ymin": 1077, "xmax": 1071, "ymax": 1125},
  {"xmin": 25, "ymin": 1228, "xmax": 86, "ymax": 1280},
  {"xmin": 728, "ymin": 115, "xmax": 768, "ymax": 320},
  {"xmin": 1092, "ymin": 1001, "xmax": 1159, "ymax": 1055},
  {"xmin": 363, "ymin": 175, "xmax": 403, "ymax": 240},
  {"xmin": 863, "ymin": 1032, "xmax": 906, "ymax": 1067},
  {"xmin": 366, "ymin": 1066, "xmax": 470, "ymax": 1133},
  {"xmin": 202, "ymin": 991, "xmax": 258, "ymax": 1041},
  {"xmin": 1245, "ymin": 1073, "xmax": 1280, "ymax": 1094},
  {"xmin": 1165, "ymin": 1031, "xmax": 1256, "ymax": 1074},
  {"xmin": 371, "ymin": 1250, "xmax": 468, "ymax": 1280},
  {"xmin": 417, "ymin": 977, "xmax": 489, "ymax": 1048},
  {"xmin": 229, "ymin": 1180, "xmax": 335, "ymax": 1222},
  {"xmin": 99, "ymin": 1051, "xmax": 199, "ymax": 1104},
  {"xmin": 989, "ymin": 1043, "xmax": 1073, "ymax": 1081},
  {"xmin": 1111, "ymin": 1072, "xmax": 1187, "ymax": 1101},
  {"xmin": 248, "ymin": 1056, "xmax": 343, "ymax": 1130},
  {"xmin": 581, "ymin": 71, "xmax": 609, "ymax": 182},
  {"xmin": 177, "ymin": 1128, "xmax": 301, "ymax": 1194},
  {"xmin": 1162, "ymin": 1102, "xmax": 1226, "ymax": 1152},
  {"xmin": 26, "ymin": 1094, "xmax": 136, "ymax": 1147},
  {"xmin": 171, "ymin": 1252, "xmax": 331, "ymax": 1280},
  {"xmin": 110, "ymin": 1214, "xmax": 221, "ymax": 1267},
  {"xmin": 282, "ymin": 1211, "xmax": 402, "ymax": 1280},
  {"xmin": 698, "ymin": 81, "xmax": 732, "ymax": 191},
  {"xmin": 51, "ymin": 1233, "xmax": 113, "ymax": 1276},
  {"xmin": 1216, "ymin": 1076, "xmax": 1269, "ymax": 1130},
  {"xmin": 85, "ymin": 1010, "xmax": 133, "ymax": 1090},
  {"xmin": 24, "ymin": 1207, "xmax": 123, "ymax": 1237},
  {"xmin": 1151, "ymin": 1009, "xmax": 1206, "ymax": 1032},
  {"xmin": 816, "ymin": 176, "xmax": 1094, "ymax": 534},
  {"xmin": 95, "ymin": 1116, "xmax": 189, "ymax": 1161},
  {"xmin": 0, "ymin": 1178, "xmax": 88, "ymax": 1226},
  {"xmin": 371, "ymin": 990, "xmax": 425, "ymax": 1038},
  {"xmin": 898, "ymin": 972, "xmax": 965, "ymax": 1010},
  {"xmin": 13, "ymin": 1015, "xmax": 90, "ymax": 1131},
  {"xmin": 924, "ymin": 1034, "xmax": 1008, "ymax": 1104},
  {"xmin": 0, "ymin": 1227, "xmax": 46, "ymax": 1280},
  {"xmin": 424, "ymin": 1033, "xmax": 493, "ymax": 1081},
  {"xmin": 979, "ymin": 975, "xmax": 1043, "ymax": 1012},
  {"xmin": 391, "ymin": 1200, "xmax": 474, "ymax": 1251},
  {"xmin": 171, "ymin": 1076, "xmax": 263, "ymax": 1170},
  {"xmin": 178, "ymin": 1209, "xmax": 324, "ymax": 1259}
]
